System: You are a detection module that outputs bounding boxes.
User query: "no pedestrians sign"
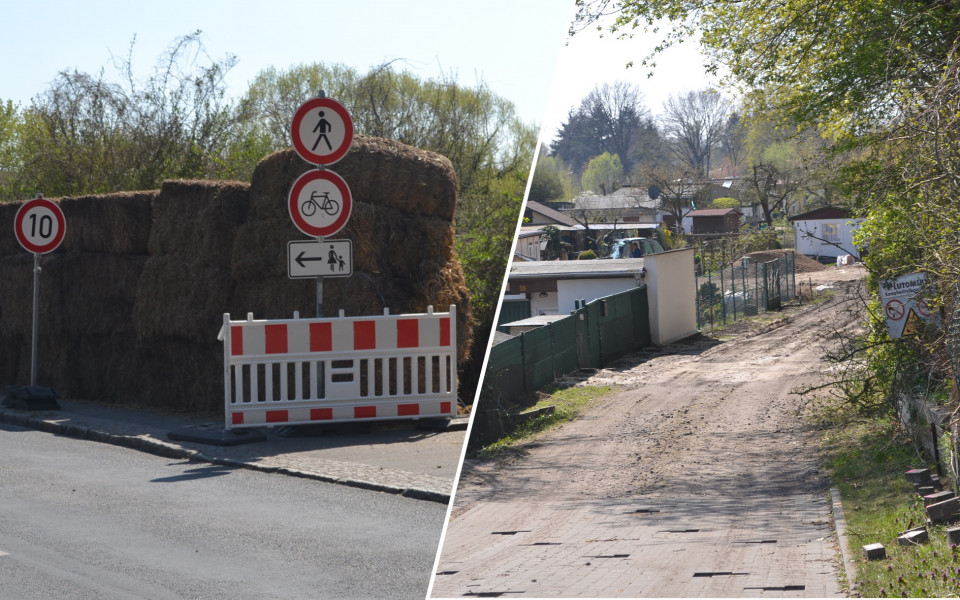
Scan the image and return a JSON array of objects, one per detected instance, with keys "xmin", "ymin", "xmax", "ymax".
[{"xmin": 290, "ymin": 97, "xmax": 354, "ymax": 165}]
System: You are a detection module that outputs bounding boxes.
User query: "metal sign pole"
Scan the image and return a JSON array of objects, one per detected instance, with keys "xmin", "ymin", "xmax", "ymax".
[
  {"xmin": 30, "ymin": 253, "xmax": 40, "ymax": 386},
  {"xmin": 316, "ymin": 276, "xmax": 323, "ymax": 318}
]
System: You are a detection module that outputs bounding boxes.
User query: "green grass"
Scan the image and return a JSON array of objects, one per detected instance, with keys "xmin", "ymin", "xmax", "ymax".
[
  {"xmin": 477, "ymin": 384, "xmax": 614, "ymax": 459},
  {"xmin": 814, "ymin": 401, "xmax": 960, "ymax": 597}
]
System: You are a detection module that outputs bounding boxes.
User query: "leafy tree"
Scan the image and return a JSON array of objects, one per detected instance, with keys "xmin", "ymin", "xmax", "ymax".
[
  {"xmin": 581, "ymin": 152, "xmax": 624, "ymax": 195},
  {"xmin": 711, "ymin": 197, "xmax": 739, "ymax": 210},
  {"xmin": 529, "ymin": 153, "xmax": 574, "ymax": 204},
  {"xmin": 551, "ymin": 82, "xmax": 652, "ymax": 174},
  {"xmin": 540, "ymin": 224, "xmax": 563, "ymax": 260},
  {"xmin": 2, "ymin": 32, "xmax": 239, "ymax": 200},
  {"xmin": 573, "ymin": 0, "xmax": 960, "ymax": 136}
]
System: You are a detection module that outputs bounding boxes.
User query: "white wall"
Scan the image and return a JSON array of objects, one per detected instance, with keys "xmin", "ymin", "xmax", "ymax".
[
  {"xmin": 644, "ymin": 248, "xmax": 698, "ymax": 345},
  {"xmin": 558, "ymin": 277, "xmax": 638, "ymax": 315},
  {"xmin": 793, "ymin": 218, "xmax": 863, "ymax": 258},
  {"xmin": 530, "ymin": 291, "xmax": 560, "ymax": 315},
  {"xmin": 515, "ymin": 234, "xmax": 541, "ymax": 261}
]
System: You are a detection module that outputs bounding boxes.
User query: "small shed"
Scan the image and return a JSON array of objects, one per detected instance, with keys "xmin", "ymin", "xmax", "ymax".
[
  {"xmin": 789, "ymin": 206, "xmax": 863, "ymax": 259},
  {"xmin": 687, "ymin": 208, "xmax": 742, "ymax": 234}
]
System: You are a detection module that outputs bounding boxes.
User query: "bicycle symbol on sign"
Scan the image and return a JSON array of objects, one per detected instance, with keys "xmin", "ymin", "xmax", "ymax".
[{"xmin": 302, "ymin": 190, "xmax": 340, "ymax": 217}]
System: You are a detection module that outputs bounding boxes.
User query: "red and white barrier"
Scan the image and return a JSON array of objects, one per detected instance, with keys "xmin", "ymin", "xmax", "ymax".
[{"xmin": 218, "ymin": 306, "xmax": 457, "ymax": 428}]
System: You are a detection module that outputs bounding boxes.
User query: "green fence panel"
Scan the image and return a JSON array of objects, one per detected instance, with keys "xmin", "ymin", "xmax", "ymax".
[
  {"xmin": 484, "ymin": 335, "xmax": 525, "ymax": 401},
  {"xmin": 595, "ymin": 286, "xmax": 648, "ymax": 363},
  {"xmin": 550, "ymin": 314, "xmax": 579, "ymax": 377},
  {"xmin": 484, "ymin": 285, "xmax": 651, "ymax": 405},
  {"xmin": 523, "ymin": 324, "xmax": 557, "ymax": 392},
  {"xmin": 630, "ymin": 286, "xmax": 651, "ymax": 348},
  {"xmin": 575, "ymin": 302, "xmax": 602, "ymax": 369}
]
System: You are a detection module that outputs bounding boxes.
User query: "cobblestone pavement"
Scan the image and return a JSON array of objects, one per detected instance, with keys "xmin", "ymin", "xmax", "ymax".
[{"xmin": 0, "ymin": 398, "xmax": 467, "ymax": 503}]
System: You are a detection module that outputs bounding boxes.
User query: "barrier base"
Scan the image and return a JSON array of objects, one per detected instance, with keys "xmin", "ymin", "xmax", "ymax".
[
  {"xmin": 168, "ymin": 423, "xmax": 266, "ymax": 446},
  {"xmin": 1, "ymin": 385, "xmax": 61, "ymax": 410},
  {"xmin": 417, "ymin": 416, "xmax": 470, "ymax": 432}
]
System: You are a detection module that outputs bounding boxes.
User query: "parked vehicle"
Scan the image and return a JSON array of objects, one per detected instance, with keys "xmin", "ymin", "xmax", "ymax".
[{"xmin": 609, "ymin": 237, "xmax": 665, "ymax": 259}]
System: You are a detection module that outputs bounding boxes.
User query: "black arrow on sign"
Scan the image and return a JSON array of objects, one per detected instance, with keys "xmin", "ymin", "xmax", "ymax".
[{"xmin": 295, "ymin": 251, "xmax": 325, "ymax": 269}]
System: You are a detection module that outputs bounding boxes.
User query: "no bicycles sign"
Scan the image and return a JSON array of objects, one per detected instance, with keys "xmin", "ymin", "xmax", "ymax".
[{"xmin": 287, "ymin": 169, "xmax": 352, "ymax": 238}]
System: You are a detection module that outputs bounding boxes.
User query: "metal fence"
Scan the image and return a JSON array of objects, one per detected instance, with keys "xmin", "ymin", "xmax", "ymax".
[
  {"xmin": 483, "ymin": 286, "xmax": 650, "ymax": 404},
  {"xmin": 695, "ymin": 252, "xmax": 796, "ymax": 330}
]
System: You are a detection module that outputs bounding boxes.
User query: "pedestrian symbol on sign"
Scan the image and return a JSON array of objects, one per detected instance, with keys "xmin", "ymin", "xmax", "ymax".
[
  {"xmin": 291, "ymin": 97, "xmax": 354, "ymax": 165},
  {"xmin": 327, "ymin": 245, "xmax": 346, "ymax": 273},
  {"xmin": 312, "ymin": 111, "xmax": 333, "ymax": 152}
]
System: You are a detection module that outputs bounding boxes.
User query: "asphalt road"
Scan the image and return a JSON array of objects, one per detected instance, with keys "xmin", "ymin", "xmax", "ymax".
[{"xmin": 0, "ymin": 422, "xmax": 444, "ymax": 599}]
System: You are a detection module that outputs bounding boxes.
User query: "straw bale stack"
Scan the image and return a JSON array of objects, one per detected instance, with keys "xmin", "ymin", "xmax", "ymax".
[
  {"xmin": 0, "ymin": 192, "xmax": 154, "ymax": 399},
  {"xmin": 133, "ymin": 180, "xmax": 249, "ymax": 343},
  {"xmin": 0, "ymin": 135, "xmax": 472, "ymax": 412}
]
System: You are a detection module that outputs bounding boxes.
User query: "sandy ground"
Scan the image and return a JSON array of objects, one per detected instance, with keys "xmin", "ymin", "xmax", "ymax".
[{"xmin": 431, "ymin": 263, "xmax": 865, "ymax": 598}]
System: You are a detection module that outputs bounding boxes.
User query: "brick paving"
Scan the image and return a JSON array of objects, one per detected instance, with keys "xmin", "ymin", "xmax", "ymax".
[{"xmin": 433, "ymin": 492, "xmax": 840, "ymax": 598}]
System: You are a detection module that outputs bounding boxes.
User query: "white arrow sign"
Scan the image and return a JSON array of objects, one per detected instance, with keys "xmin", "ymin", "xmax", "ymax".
[{"xmin": 288, "ymin": 239, "xmax": 353, "ymax": 279}]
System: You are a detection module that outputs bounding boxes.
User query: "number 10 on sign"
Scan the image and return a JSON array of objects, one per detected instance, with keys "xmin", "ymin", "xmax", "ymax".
[{"xmin": 13, "ymin": 195, "xmax": 66, "ymax": 387}]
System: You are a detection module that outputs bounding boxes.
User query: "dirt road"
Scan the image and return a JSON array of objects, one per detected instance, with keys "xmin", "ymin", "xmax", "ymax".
[{"xmin": 431, "ymin": 264, "xmax": 865, "ymax": 598}]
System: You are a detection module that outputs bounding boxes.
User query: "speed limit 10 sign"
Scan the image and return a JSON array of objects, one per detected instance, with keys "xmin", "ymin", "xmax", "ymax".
[{"xmin": 14, "ymin": 196, "xmax": 66, "ymax": 254}]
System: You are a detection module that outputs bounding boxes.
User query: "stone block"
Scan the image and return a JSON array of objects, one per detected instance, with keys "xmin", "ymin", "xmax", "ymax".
[
  {"xmin": 898, "ymin": 529, "xmax": 928, "ymax": 546},
  {"xmin": 923, "ymin": 491, "xmax": 955, "ymax": 506},
  {"xmin": 917, "ymin": 486, "xmax": 936, "ymax": 496},
  {"xmin": 863, "ymin": 543, "xmax": 886, "ymax": 560},
  {"xmin": 906, "ymin": 468, "xmax": 932, "ymax": 484},
  {"xmin": 947, "ymin": 527, "xmax": 960, "ymax": 547},
  {"xmin": 926, "ymin": 497, "xmax": 960, "ymax": 524}
]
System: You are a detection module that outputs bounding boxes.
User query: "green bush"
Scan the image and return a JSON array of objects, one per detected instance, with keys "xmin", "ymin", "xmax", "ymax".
[{"xmin": 578, "ymin": 249, "xmax": 598, "ymax": 260}]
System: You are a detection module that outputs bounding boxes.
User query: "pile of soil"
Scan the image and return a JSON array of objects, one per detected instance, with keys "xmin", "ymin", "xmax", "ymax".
[{"xmin": 741, "ymin": 249, "xmax": 828, "ymax": 274}]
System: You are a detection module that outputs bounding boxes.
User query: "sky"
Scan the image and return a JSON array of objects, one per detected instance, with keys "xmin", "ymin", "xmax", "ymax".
[
  {"xmin": 2, "ymin": 0, "xmax": 574, "ymax": 128},
  {"xmin": 538, "ymin": 15, "xmax": 726, "ymax": 145},
  {"xmin": 4, "ymin": 2, "xmax": 722, "ymax": 152}
]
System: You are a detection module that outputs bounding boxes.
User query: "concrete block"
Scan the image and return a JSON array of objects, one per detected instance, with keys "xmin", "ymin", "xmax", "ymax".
[
  {"xmin": 947, "ymin": 527, "xmax": 960, "ymax": 547},
  {"xmin": 906, "ymin": 468, "xmax": 932, "ymax": 484},
  {"xmin": 923, "ymin": 491, "xmax": 955, "ymax": 506},
  {"xmin": 916, "ymin": 485, "xmax": 935, "ymax": 496},
  {"xmin": 926, "ymin": 497, "xmax": 960, "ymax": 524},
  {"xmin": 898, "ymin": 529, "xmax": 928, "ymax": 546},
  {"xmin": 863, "ymin": 543, "xmax": 886, "ymax": 560}
]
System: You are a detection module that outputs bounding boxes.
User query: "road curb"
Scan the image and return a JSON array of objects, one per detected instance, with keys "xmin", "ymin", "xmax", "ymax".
[
  {"xmin": 830, "ymin": 487, "xmax": 858, "ymax": 593},
  {"xmin": 0, "ymin": 409, "xmax": 451, "ymax": 504}
]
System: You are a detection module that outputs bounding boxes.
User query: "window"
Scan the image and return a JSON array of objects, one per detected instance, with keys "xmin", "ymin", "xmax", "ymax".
[{"xmin": 822, "ymin": 223, "xmax": 840, "ymax": 243}]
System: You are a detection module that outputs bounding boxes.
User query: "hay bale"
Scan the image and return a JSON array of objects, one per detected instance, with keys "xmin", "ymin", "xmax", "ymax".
[
  {"xmin": 59, "ymin": 192, "xmax": 155, "ymax": 254},
  {"xmin": 134, "ymin": 180, "xmax": 249, "ymax": 344}
]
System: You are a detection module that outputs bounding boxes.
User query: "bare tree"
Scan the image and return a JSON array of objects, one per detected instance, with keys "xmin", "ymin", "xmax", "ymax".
[
  {"xmin": 641, "ymin": 165, "xmax": 700, "ymax": 233},
  {"xmin": 747, "ymin": 162, "xmax": 801, "ymax": 225},
  {"xmin": 660, "ymin": 89, "xmax": 733, "ymax": 178}
]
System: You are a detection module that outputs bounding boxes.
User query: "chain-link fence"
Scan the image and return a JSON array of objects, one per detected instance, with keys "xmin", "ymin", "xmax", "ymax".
[{"xmin": 696, "ymin": 252, "xmax": 796, "ymax": 330}]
